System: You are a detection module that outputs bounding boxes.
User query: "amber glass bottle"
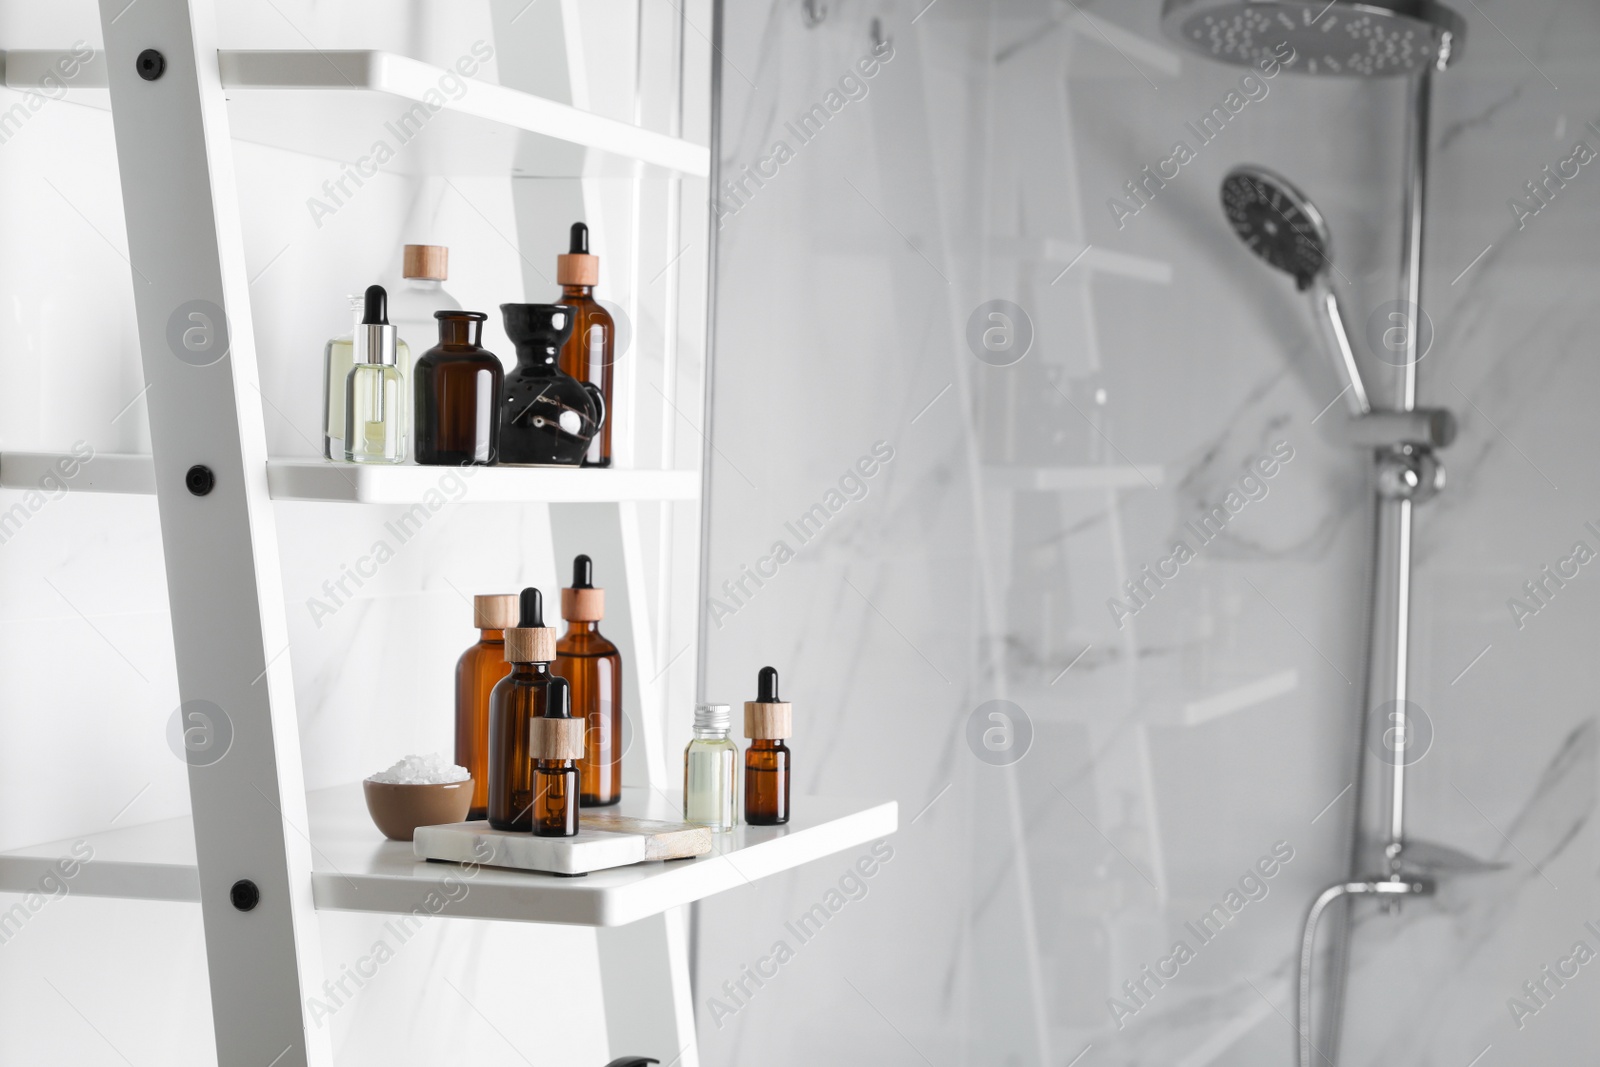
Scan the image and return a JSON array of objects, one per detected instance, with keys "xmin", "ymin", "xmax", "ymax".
[
  {"xmin": 744, "ymin": 666, "xmax": 792, "ymax": 826},
  {"xmin": 531, "ymin": 676, "xmax": 581, "ymax": 837},
  {"xmin": 553, "ymin": 554, "xmax": 624, "ymax": 807},
  {"xmin": 455, "ymin": 593, "xmax": 517, "ymax": 821},
  {"xmin": 413, "ymin": 310, "xmax": 503, "ymax": 466},
  {"xmin": 487, "ymin": 588, "xmax": 557, "ymax": 832},
  {"xmin": 556, "ymin": 222, "xmax": 615, "ymax": 467}
]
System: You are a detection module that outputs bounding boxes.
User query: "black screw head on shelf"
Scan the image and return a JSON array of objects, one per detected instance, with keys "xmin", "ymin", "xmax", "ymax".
[
  {"xmin": 136, "ymin": 49, "xmax": 166, "ymax": 81},
  {"xmin": 229, "ymin": 879, "xmax": 260, "ymax": 912},
  {"xmin": 185, "ymin": 464, "xmax": 214, "ymax": 496}
]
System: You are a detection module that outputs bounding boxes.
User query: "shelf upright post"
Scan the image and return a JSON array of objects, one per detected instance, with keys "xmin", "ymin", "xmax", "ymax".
[{"xmin": 95, "ymin": 1, "xmax": 330, "ymax": 1064}]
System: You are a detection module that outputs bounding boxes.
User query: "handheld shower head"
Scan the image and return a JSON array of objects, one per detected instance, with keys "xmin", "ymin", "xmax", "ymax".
[
  {"xmin": 1161, "ymin": 0, "xmax": 1465, "ymax": 76},
  {"xmin": 1222, "ymin": 166, "xmax": 1372, "ymax": 417},
  {"xmin": 1222, "ymin": 166, "xmax": 1332, "ymax": 291}
]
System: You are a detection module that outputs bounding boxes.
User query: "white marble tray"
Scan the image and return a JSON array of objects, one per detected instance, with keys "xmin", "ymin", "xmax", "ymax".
[{"xmin": 414, "ymin": 814, "xmax": 713, "ymax": 876}]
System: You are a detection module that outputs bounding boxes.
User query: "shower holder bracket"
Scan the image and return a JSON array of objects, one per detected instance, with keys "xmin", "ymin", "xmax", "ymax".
[{"xmin": 1345, "ymin": 407, "xmax": 1456, "ymax": 451}]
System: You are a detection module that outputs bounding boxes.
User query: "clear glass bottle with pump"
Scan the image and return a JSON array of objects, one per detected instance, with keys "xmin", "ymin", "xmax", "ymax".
[
  {"xmin": 326, "ymin": 293, "xmax": 412, "ymax": 460},
  {"xmin": 322, "ymin": 294, "xmax": 361, "ymax": 459},
  {"xmin": 344, "ymin": 285, "xmax": 406, "ymax": 464},
  {"xmin": 684, "ymin": 703, "xmax": 737, "ymax": 831}
]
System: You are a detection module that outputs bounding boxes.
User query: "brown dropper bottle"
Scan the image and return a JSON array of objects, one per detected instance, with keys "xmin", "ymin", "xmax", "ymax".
[
  {"xmin": 529, "ymin": 675, "xmax": 582, "ymax": 837},
  {"xmin": 556, "ymin": 222, "xmax": 615, "ymax": 468},
  {"xmin": 554, "ymin": 554, "xmax": 624, "ymax": 807},
  {"xmin": 743, "ymin": 666, "xmax": 792, "ymax": 826},
  {"xmin": 486, "ymin": 588, "xmax": 557, "ymax": 832},
  {"xmin": 455, "ymin": 593, "xmax": 517, "ymax": 820}
]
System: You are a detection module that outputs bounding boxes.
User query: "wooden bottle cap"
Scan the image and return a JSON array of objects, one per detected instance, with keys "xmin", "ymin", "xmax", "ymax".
[
  {"xmin": 402, "ymin": 244, "xmax": 449, "ymax": 281},
  {"xmin": 556, "ymin": 252, "xmax": 599, "ymax": 287},
  {"xmin": 528, "ymin": 717, "xmax": 586, "ymax": 760},
  {"xmin": 744, "ymin": 701, "xmax": 792, "ymax": 740},
  {"xmin": 561, "ymin": 587, "xmax": 605, "ymax": 622},
  {"xmin": 504, "ymin": 626, "xmax": 556, "ymax": 663},
  {"xmin": 473, "ymin": 594, "xmax": 518, "ymax": 630}
]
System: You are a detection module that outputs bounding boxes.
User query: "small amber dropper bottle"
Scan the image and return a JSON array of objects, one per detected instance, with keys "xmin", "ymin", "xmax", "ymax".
[
  {"xmin": 486, "ymin": 588, "xmax": 557, "ymax": 832},
  {"xmin": 743, "ymin": 666, "xmax": 792, "ymax": 826},
  {"xmin": 529, "ymin": 675, "xmax": 582, "ymax": 837}
]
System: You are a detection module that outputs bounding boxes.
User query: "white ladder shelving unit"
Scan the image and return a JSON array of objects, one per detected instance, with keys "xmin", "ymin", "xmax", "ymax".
[{"xmin": 0, "ymin": 3, "xmax": 897, "ymax": 1064}]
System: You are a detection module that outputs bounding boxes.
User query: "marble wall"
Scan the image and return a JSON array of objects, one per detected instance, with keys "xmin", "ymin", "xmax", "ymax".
[{"xmin": 700, "ymin": 1, "xmax": 1600, "ymax": 1064}]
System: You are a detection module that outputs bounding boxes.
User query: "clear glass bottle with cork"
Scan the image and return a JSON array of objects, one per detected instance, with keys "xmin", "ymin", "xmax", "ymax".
[
  {"xmin": 684, "ymin": 703, "xmax": 737, "ymax": 831},
  {"xmin": 343, "ymin": 285, "xmax": 406, "ymax": 464},
  {"xmin": 487, "ymin": 588, "xmax": 558, "ymax": 832},
  {"xmin": 744, "ymin": 666, "xmax": 792, "ymax": 825},
  {"xmin": 556, "ymin": 221, "xmax": 615, "ymax": 467},
  {"xmin": 390, "ymin": 245, "xmax": 461, "ymax": 350},
  {"xmin": 553, "ymin": 554, "xmax": 624, "ymax": 807},
  {"xmin": 455, "ymin": 593, "xmax": 517, "ymax": 821}
]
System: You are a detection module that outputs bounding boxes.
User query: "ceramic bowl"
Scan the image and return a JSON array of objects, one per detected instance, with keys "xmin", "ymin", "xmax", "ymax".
[{"xmin": 362, "ymin": 778, "xmax": 474, "ymax": 842}]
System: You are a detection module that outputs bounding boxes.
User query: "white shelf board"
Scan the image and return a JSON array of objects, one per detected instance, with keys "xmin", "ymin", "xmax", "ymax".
[
  {"xmin": 0, "ymin": 786, "xmax": 898, "ymax": 928},
  {"xmin": 1182, "ymin": 669, "xmax": 1300, "ymax": 727},
  {"xmin": 0, "ymin": 452, "xmax": 699, "ymax": 503},
  {"xmin": 983, "ymin": 465, "xmax": 1164, "ymax": 491},
  {"xmin": 989, "ymin": 237, "xmax": 1173, "ymax": 284},
  {"xmin": 2, "ymin": 49, "xmax": 708, "ymax": 178},
  {"xmin": 0, "ymin": 451, "xmax": 157, "ymax": 495},
  {"xmin": 266, "ymin": 458, "xmax": 701, "ymax": 503},
  {"xmin": 0, "ymin": 817, "xmax": 200, "ymax": 903}
]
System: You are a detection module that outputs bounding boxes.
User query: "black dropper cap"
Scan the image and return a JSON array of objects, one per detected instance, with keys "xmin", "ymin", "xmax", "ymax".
[
  {"xmin": 569, "ymin": 222, "xmax": 589, "ymax": 254},
  {"xmin": 362, "ymin": 284, "xmax": 390, "ymax": 325},
  {"xmin": 519, "ymin": 586, "xmax": 544, "ymax": 628},
  {"xmin": 756, "ymin": 666, "xmax": 780, "ymax": 702},
  {"xmin": 572, "ymin": 554, "xmax": 594, "ymax": 589},
  {"xmin": 547, "ymin": 675, "xmax": 571, "ymax": 719}
]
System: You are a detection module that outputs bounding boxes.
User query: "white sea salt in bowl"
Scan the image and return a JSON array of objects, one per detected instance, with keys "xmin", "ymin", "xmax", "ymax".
[{"xmin": 363, "ymin": 754, "xmax": 473, "ymax": 841}]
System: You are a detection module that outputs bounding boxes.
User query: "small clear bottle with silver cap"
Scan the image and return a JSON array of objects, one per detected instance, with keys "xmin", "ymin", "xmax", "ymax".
[
  {"xmin": 343, "ymin": 284, "xmax": 406, "ymax": 464},
  {"xmin": 684, "ymin": 703, "xmax": 738, "ymax": 831}
]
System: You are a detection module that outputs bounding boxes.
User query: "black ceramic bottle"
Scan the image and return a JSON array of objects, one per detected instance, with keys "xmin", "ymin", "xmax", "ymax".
[{"xmin": 498, "ymin": 304, "xmax": 606, "ymax": 466}]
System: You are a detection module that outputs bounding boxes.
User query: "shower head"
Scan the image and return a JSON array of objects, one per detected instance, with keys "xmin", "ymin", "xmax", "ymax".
[
  {"xmin": 1161, "ymin": 0, "xmax": 1465, "ymax": 76},
  {"xmin": 1222, "ymin": 166, "xmax": 1331, "ymax": 289},
  {"xmin": 1223, "ymin": 165, "xmax": 1373, "ymax": 416}
]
